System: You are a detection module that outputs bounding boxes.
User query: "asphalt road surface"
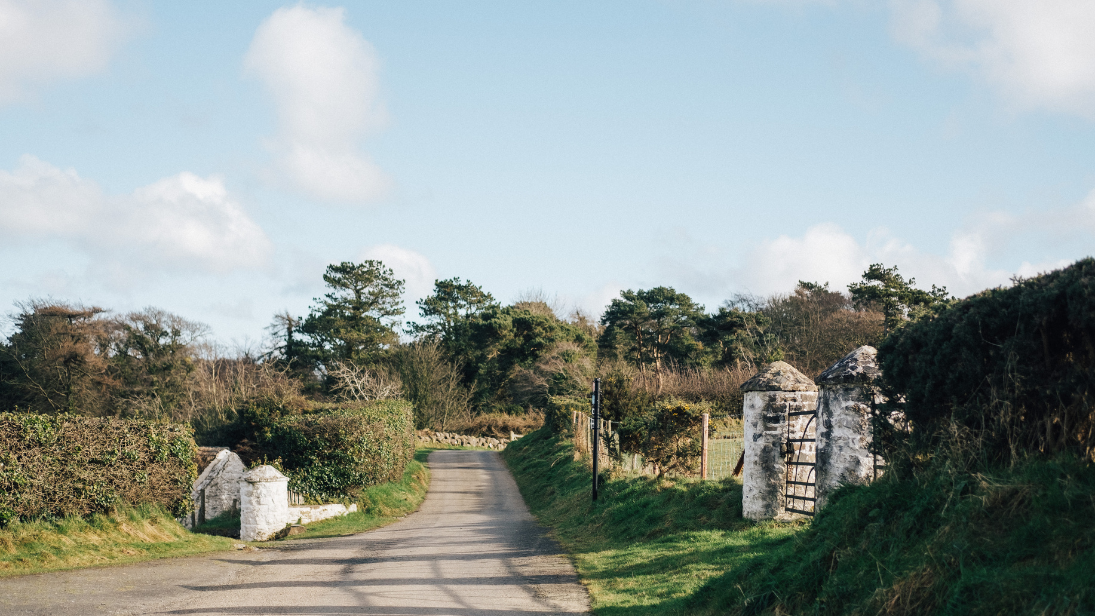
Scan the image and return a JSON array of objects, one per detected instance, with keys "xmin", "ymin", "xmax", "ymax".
[{"xmin": 0, "ymin": 450, "xmax": 590, "ymax": 615}]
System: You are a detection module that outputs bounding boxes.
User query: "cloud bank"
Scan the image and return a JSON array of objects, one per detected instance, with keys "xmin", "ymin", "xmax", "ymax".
[
  {"xmin": 0, "ymin": 0, "xmax": 126, "ymax": 104},
  {"xmin": 734, "ymin": 194, "xmax": 1094, "ymax": 298},
  {"xmin": 891, "ymin": 0, "xmax": 1095, "ymax": 116},
  {"xmin": 0, "ymin": 155, "xmax": 273, "ymax": 284},
  {"xmin": 245, "ymin": 6, "xmax": 390, "ymax": 203}
]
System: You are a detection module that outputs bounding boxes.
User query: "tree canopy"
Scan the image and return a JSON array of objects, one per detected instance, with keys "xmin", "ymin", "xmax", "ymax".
[{"xmin": 299, "ymin": 261, "xmax": 406, "ymax": 367}]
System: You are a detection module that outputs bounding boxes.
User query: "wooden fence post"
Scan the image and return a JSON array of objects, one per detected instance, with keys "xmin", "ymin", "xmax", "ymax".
[{"xmin": 701, "ymin": 413, "xmax": 710, "ymax": 480}]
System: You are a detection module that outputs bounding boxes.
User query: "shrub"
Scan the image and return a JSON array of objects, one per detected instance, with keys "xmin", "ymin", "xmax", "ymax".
[
  {"xmin": 544, "ymin": 395, "xmax": 589, "ymax": 435},
  {"xmin": 617, "ymin": 400, "xmax": 705, "ymax": 476},
  {"xmin": 245, "ymin": 400, "xmax": 415, "ymax": 501},
  {"xmin": 0, "ymin": 413, "xmax": 196, "ymax": 525},
  {"xmin": 451, "ymin": 411, "xmax": 544, "ymax": 439},
  {"xmin": 880, "ymin": 258, "xmax": 1095, "ymax": 463}
]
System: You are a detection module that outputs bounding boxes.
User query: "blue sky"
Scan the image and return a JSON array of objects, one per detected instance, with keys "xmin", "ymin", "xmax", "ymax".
[{"xmin": 2, "ymin": 0, "xmax": 1094, "ymax": 345}]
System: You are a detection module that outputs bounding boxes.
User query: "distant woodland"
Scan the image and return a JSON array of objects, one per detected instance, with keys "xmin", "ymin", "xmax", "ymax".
[{"xmin": 0, "ymin": 260, "xmax": 950, "ymax": 440}]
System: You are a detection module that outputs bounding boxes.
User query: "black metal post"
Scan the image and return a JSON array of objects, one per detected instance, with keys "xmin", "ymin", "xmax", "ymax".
[{"xmin": 592, "ymin": 378, "xmax": 601, "ymax": 502}]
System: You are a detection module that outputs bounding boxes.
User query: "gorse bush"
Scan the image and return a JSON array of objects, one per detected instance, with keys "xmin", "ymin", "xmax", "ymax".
[
  {"xmin": 0, "ymin": 413, "xmax": 196, "ymax": 525},
  {"xmin": 234, "ymin": 398, "xmax": 415, "ymax": 501},
  {"xmin": 617, "ymin": 399, "xmax": 705, "ymax": 476},
  {"xmin": 881, "ymin": 257, "xmax": 1095, "ymax": 463}
]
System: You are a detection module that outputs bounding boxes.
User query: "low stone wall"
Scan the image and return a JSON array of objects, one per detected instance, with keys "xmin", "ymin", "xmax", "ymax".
[
  {"xmin": 288, "ymin": 503, "xmax": 358, "ymax": 525},
  {"xmin": 416, "ymin": 430, "xmax": 511, "ymax": 450}
]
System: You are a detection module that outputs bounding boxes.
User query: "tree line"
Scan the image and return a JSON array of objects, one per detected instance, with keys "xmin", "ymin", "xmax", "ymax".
[{"xmin": 0, "ymin": 259, "xmax": 950, "ymax": 437}]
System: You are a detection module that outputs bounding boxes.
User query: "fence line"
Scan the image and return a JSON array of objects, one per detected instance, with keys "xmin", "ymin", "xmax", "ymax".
[{"xmin": 568, "ymin": 410, "xmax": 743, "ymax": 480}]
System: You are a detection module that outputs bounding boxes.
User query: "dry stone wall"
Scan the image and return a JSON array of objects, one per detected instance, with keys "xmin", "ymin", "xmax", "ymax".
[{"xmin": 416, "ymin": 430, "xmax": 511, "ymax": 450}]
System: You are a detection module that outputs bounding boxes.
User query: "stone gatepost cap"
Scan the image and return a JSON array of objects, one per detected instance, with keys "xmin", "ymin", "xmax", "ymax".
[
  {"xmin": 243, "ymin": 465, "xmax": 288, "ymax": 483},
  {"xmin": 816, "ymin": 346, "xmax": 880, "ymax": 386},
  {"xmin": 740, "ymin": 361, "xmax": 817, "ymax": 392}
]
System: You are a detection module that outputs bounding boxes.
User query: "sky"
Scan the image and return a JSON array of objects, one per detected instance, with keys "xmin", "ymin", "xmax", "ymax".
[{"xmin": 1, "ymin": 0, "xmax": 1094, "ymax": 346}]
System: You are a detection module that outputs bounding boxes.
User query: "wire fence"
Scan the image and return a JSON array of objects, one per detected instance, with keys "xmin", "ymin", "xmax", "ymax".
[{"xmin": 570, "ymin": 410, "xmax": 743, "ymax": 480}]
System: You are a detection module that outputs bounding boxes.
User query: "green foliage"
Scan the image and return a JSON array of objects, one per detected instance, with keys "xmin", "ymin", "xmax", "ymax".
[
  {"xmin": 0, "ymin": 413, "xmax": 197, "ymax": 523},
  {"xmin": 617, "ymin": 400, "xmax": 705, "ymax": 476},
  {"xmin": 849, "ymin": 263, "xmax": 951, "ymax": 333},
  {"xmin": 544, "ymin": 395, "xmax": 589, "ymax": 435},
  {"xmin": 406, "ymin": 277, "xmax": 497, "ymax": 349},
  {"xmin": 464, "ymin": 304, "xmax": 596, "ymax": 412},
  {"xmin": 238, "ymin": 399, "xmax": 415, "ymax": 501},
  {"xmin": 282, "ymin": 451, "xmax": 429, "ymax": 541},
  {"xmin": 599, "ymin": 369, "xmax": 653, "ymax": 423},
  {"xmin": 698, "ymin": 305, "xmax": 782, "ymax": 368},
  {"xmin": 600, "ymin": 287, "xmax": 707, "ymax": 377},
  {"xmin": 300, "ymin": 261, "xmax": 406, "ymax": 368},
  {"xmin": 880, "ymin": 258, "xmax": 1095, "ymax": 463},
  {"xmin": 687, "ymin": 451, "xmax": 1095, "ymax": 615}
]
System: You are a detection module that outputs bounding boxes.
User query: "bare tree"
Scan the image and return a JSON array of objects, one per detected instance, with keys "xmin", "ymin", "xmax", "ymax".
[{"xmin": 327, "ymin": 361, "xmax": 403, "ymax": 402}]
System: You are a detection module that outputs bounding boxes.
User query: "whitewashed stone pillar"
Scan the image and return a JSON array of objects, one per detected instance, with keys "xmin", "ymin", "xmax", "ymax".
[
  {"xmin": 741, "ymin": 361, "xmax": 817, "ymax": 521},
  {"xmin": 240, "ymin": 465, "xmax": 289, "ymax": 542},
  {"xmin": 815, "ymin": 346, "xmax": 882, "ymax": 510}
]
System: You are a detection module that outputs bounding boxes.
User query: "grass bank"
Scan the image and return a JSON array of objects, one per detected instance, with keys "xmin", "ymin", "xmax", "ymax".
[
  {"xmin": 687, "ymin": 453, "xmax": 1095, "ymax": 615},
  {"xmin": 505, "ymin": 428, "xmax": 1095, "ymax": 615},
  {"xmin": 0, "ymin": 504, "xmax": 235, "ymax": 578},
  {"xmin": 502, "ymin": 428, "xmax": 800, "ymax": 614}
]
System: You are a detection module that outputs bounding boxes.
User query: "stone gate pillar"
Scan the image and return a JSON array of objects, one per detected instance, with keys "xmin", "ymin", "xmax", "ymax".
[
  {"xmin": 741, "ymin": 361, "xmax": 818, "ymax": 521},
  {"xmin": 815, "ymin": 346, "xmax": 882, "ymax": 510},
  {"xmin": 240, "ymin": 465, "xmax": 289, "ymax": 542}
]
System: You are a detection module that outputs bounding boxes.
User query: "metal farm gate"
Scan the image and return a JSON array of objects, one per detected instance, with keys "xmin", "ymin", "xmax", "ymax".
[{"xmin": 784, "ymin": 406, "xmax": 817, "ymax": 516}]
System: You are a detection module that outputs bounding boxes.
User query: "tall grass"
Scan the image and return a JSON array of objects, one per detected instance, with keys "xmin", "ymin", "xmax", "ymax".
[{"xmin": 603, "ymin": 360, "xmax": 755, "ymax": 417}]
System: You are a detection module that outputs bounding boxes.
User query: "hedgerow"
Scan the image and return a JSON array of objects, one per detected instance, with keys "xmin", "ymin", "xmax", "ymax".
[
  {"xmin": 0, "ymin": 413, "xmax": 196, "ymax": 525},
  {"xmin": 880, "ymin": 257, "xmax": 1095, "ymax": 462},
  {"xmin": 235, "ymin": 399, "xmax": 415, "ymax": 501}
]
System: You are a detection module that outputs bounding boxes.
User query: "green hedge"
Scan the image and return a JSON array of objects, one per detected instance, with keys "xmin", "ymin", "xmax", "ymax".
[
  {"xmin": 239, "ymin": 399, "xmax": 415, "ymax": 501},
  {"xmin": 544, "ymin": 395, "xmax": 588, "ymax": 435},
  {"xmin": 880, "ymin": 258, "xmax": 1095, "ymax": 460},
  {"xmin": 0, "ymin": 413, "xmax": 196, "ymax": 525}
]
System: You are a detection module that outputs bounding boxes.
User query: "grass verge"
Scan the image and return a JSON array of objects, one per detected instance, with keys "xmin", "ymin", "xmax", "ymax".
[
  {"xmin": 0, "ymin": 504, "xmax": 235, "ymax": 578},
  {"xmin": 686, "ymin": 453, "xmax": 1095, "ymax": 615},
  {"xmin": 280, "ymin": 449, "xmax": 431, "ymax": 541},
  {"xmin": 502, "ymin": 427, "xmax": 801, "ymax": 615},
  {"xmin": 505, "ymin": 428, "xmax": 1095, "ymax": 615},
  {"xmin": 1, "ymin": 450, "xmax": 434, "ymax": 576}
]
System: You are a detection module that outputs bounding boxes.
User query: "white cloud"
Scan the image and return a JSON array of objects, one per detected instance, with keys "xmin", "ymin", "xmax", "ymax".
[
  {"xmin": 740, "ymin": 223, "xmax": 869, "ymax": 295},
  {"xmin": 0, "ymin": 155, "xmax": 273, "ymax": 283},
  {"xmin": 0, "ymin": 0, "xmax": 126, "ymax": 104},
  {"xmin": 734, "ymin": 193, "xmax": 1095, "ymax": 299},
  {"xmin": 359, "ymin": 244, "xmax": 437, "ymax": 305},
  {"xmin": 889, "ymin": 0, "xmax": 1095, "ymax": 116},
  {"xmin": 245, "ymin": 5, "xmax": 390, "ymax": 203}
]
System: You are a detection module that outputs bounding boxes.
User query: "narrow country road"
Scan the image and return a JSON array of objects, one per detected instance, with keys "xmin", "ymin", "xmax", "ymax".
[{"xmin": 0, "ymin": 450, "xmax": 590, "ymax": 615}]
